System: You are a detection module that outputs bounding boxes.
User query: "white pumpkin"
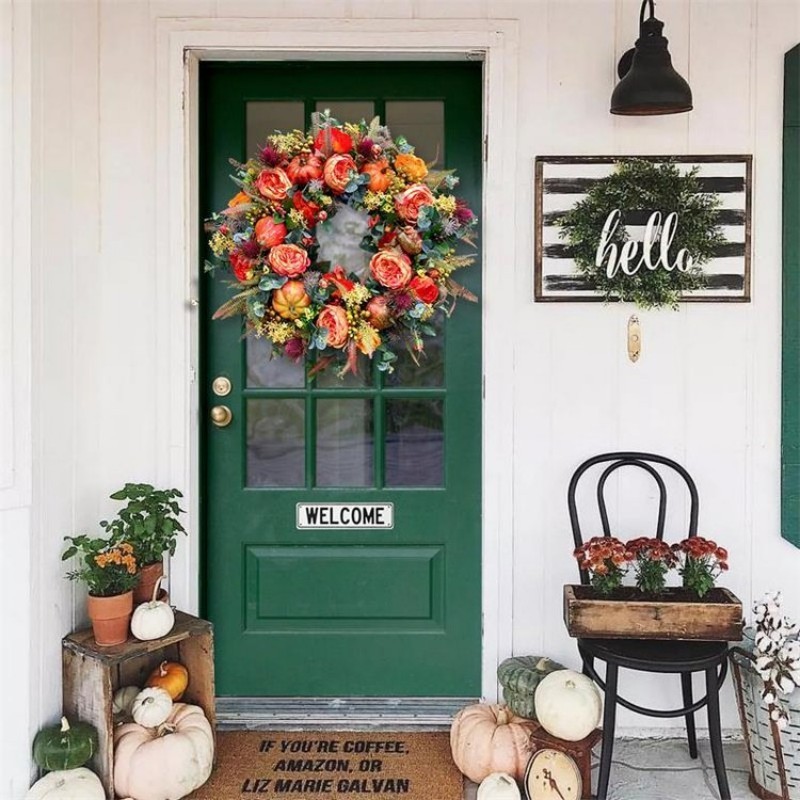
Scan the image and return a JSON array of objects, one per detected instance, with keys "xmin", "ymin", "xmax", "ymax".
[
  {"xmin": 113, "ymin": 685, "xmax": 141, "ymax": 718},
  {"xmin": 132, "ymin": 687, "xmax": 173, "ymax": 727},
  {"xmin": 26, "ymin": 768, "xmax": 105, "ymax": 800},
  {"xmin": 534, "ymin": 669, "xmax": 602, "ymax": 742},
  {"xmin": 114, "ymin": 702, "xmax": 214, "ymax": 800},
  {"xmin": 477, "ymin": 772, "xmax": 521, "ymax": 800},
  {"xmin": 131, "ymin": 577, "xmax": 175, "ymax": 641}
]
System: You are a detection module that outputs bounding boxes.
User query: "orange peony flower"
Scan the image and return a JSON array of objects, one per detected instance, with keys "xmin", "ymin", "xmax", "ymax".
[
  {"xmin": 268, "ymin": 244, "xmax": 311, "ymax": 278},
  {"xmin": 394, "ymin": 153, "xmax": 428, "ymax": 182},
  {"xmin": 395, "ymin": 184, "xmax": 435, "ymax": 225},
  {"xmin": 255, "ymin": 167, "xmax": 292, "ymax": 201},
  {"xmin": 323, "ymin": 154, "xmax": 358, "ymax": 195},
  {"xmin": 369, "ymin": 250, "xmax": 413, "ymax": 290},
  {"xmin": 316, "ymin": 305, "xmax": 349, "ymax": 349}
]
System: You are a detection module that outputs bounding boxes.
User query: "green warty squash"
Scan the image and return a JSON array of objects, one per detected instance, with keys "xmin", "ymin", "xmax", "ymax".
[
  {"xmin": 496, "ymin": 656, "xmax": 565, "ymax": 719},
  {"xmin": 32, "ymin": 717, "xmax": 99, "ymax": 771}
]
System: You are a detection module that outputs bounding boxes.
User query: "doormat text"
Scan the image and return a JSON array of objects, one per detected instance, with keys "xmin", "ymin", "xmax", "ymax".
[{"xmin": 241, "ymin": 738, "xmax": 412, "ymax": 795}]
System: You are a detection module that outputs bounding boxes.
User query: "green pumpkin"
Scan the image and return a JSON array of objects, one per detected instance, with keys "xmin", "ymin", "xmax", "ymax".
[
  {"xmin": 497, "ymin": 656, "xmax": 566, "ymax": 720},
  {"xmin": 32, "ymin": 717, "xmax": 98, "ymax": 771}
]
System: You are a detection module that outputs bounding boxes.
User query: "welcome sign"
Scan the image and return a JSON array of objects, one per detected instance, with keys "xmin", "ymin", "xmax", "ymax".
[{"xmin": 534, "ymin": 155, "xmax": 752, "ymax": 302}]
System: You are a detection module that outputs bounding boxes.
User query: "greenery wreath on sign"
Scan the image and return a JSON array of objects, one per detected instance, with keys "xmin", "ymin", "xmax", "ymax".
[
  {"xmin": 557, "ymin": 159, "xmax": 725, "ymax": 309},
  {"xmin": 205, "ymin": 112, "xmax": 478, "ymax": 377}
]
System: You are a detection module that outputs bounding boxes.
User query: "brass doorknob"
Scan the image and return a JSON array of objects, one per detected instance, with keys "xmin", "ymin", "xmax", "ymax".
[{"xmin": 210, "ymin": 405, "xmax": 232, "ymax": 427}]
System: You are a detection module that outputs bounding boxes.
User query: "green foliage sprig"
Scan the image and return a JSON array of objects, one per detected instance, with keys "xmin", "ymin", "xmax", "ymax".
[
  {"xmin": 557, "ymin": 160, "xmax": 725, "ymax": 309},
  {"xmin": 100, "ymin": 483, "xmax": 186, "ymax": 567}
]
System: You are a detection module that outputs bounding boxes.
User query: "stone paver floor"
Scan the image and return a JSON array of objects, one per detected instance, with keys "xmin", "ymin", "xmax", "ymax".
[{"xmin": 465, "ymin": 739, "xmax": 754, "ymax": 800}]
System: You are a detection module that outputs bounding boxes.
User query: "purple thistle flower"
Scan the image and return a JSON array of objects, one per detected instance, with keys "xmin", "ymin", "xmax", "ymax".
[
  {"xmin": 442, "ymin": 218, "xmax": 460, "ymax": 237},
  {"xmin": 455, "ymin": 199, "xmax": 475, "ymax": 225},
  {"xmin": 303, "ymin": 272, "xmax": 321, "ymax": 292},
  {"xmin": 259, "ymin": 145, "xmax": 282, "ymax": 166},
  {"xmin": 358, "ymin": 138, "xmax": 375, "ymax": 159},
  {"xmin": 240, "ymin": 238, "xmax": 261, "ymax": 258},
  {"xmin": 308, "ymin": 179, "xmax": 324, "ymax": 194},
  {"xmin": 392, "ymin": 292, "xmax": 414, "ymax": 313}
]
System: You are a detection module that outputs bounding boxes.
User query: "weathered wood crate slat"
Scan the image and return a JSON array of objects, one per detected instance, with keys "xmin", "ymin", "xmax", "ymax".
[
  {"xmin": 563, "ymin": 585, "xmax": 744, "ymax": 641},
  {"xmin": 62, "ymin": 611, "xmax": 215, "ymax": 799}
]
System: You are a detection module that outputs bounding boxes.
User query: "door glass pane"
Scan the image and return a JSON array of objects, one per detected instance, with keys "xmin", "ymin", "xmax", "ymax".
[
  {"xmin": 247, "ymin": 337, "xmax": 305, "ymax": 389},
  {"xmin": 385, "ymin": 101, "xmax": 445, "ymax": 166},
  {"xmin": 316, "ymin": 204, "xmax": 372, "ymax": 280},
  {"xmin": 247, "ymin": 101, "xmax": 305, "ymax": 155},
  {"xmin": 317, "ymin": 399, "xmax": 374, "ymax": 487},
  {"xmin": 385, "ymin": 399, "xmax": 444, "ymax": 487},
  {"xmin": 316, "ymin": 363, "xmax": 370, "ymax": 389},
  {"xmin": 316, "ymin": 101, "xmax": 375, "ymax": 125},
  {"xmin": 247, "ymin": 399, "xmax": 305, "ymax": 487},
  {"xmin": 386, "ymin": 318, "xmax": 445, "ymax": 388}
]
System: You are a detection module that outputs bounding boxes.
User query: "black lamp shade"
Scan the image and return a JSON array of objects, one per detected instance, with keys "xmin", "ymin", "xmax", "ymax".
[{"xmin": 611, "ymin": 11, "xmax": 693, "ymax": 115}]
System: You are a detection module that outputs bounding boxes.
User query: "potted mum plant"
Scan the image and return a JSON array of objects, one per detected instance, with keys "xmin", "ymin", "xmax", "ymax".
[
  {"xmin": 100, "ymin": 483, "xmax": 185, "ymax": 603},
  {"xmin": 564, "ymin": 535, "xmax": 742, "ymax": 641},
  {"xmin": 62, "ymin": 536, "xmax": 138, "ymax": 646}
]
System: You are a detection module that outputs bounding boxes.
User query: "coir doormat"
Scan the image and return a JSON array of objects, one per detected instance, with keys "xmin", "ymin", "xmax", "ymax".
[{"xmin": 187, "ymin": 731, "xmax": 463, "ymax": 800}]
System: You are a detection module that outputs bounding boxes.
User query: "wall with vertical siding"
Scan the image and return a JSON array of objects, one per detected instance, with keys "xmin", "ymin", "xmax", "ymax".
[{"xmin": 5, "ymin": 0, "xmax": 800, "ymax": 792}]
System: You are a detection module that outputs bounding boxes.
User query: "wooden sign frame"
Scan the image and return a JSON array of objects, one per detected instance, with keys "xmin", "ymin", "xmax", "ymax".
[{"xmin": 533, "ymin": 155, "xmax": 753, "ymax": 303}]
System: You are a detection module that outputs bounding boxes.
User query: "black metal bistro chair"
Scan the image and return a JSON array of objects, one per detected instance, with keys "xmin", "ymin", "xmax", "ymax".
[{"xmin": 568, "ymin": 452, "xmax": 730, "ymax": 800}]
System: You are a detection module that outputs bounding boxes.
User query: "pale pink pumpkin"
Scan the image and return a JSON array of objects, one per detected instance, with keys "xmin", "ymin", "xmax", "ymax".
[
  {"xmin": 113, "ymin": 703, "xmax": 213, "ymax": 800},
  {"xmin": 450, "ymin": 703, "xmax": 537, "ymax": 784}
]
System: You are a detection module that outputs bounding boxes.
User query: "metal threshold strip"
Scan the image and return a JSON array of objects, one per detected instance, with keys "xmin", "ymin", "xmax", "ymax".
[{"xmin": 215, "ymin": 697, "xmax": 478, "ymax": 731}]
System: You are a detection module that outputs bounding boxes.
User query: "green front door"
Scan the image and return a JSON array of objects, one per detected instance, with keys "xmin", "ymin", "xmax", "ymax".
[{"xmin": 200, "ymin": 62, "xmax": 482, "ymax": 697}]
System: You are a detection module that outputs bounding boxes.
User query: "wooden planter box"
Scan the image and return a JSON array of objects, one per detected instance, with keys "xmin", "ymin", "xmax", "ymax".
[{"xmin": 563, "ymin": 584, "xmax": 744, "ymax": 641}]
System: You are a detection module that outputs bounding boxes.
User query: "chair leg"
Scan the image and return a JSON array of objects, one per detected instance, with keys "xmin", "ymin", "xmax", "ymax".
[
  {"xmin": 596, "ymin": 663, "xmax": 618, "ymax": 800},
  {"xmin": 705, "ymin": 665, "xmax": 731, "ymax": 800},
  {"xmin": 582, "ymin": 654, "xmax": 594, "ymax": 679},
  {"xmin": 681, "ymin": 673, "xmax": 698, "ymax": 759}
]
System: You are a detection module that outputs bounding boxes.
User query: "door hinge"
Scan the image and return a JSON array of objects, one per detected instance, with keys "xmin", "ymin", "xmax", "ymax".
[
  {"xmin": 482, "ymin": 375, "xmax": 486, "ymax": 399},
  {"xmin": 189, "ymin": 367, "xmax": 196, "ymax": 384},
  {"xmin": 483, "ymin": 135, "xmax": 488, "ymax": 162}
]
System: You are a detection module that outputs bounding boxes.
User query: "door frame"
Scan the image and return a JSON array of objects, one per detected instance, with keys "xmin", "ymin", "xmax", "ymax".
[{"xmin": 155, "ymin": 15, "xmax": 519, "ymax": 703}]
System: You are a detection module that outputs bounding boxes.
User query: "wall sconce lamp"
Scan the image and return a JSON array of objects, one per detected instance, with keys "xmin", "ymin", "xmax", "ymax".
[{"xmin": 610, "ymin": 0, "xmax": 693, "ymax": 116}]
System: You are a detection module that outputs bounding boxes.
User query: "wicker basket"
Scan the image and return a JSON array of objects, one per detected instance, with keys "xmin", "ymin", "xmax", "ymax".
[{"xmin": 730, "ymin": 631, "xmax": 800, "ymax": 800}]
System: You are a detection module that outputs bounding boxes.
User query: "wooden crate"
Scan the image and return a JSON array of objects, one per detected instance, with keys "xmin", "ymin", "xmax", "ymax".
[
  {"xmin": 62, "ymin": 611, "xmax": 215, "ymax": 799},
  {"xmin": 563, "ymin": 584, "xmax": 744, "ymax": 641}
]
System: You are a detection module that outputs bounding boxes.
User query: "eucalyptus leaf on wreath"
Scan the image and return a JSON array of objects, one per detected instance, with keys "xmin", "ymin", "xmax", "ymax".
[{"xmin": 557, "ymin": 159, "xmax": 726, "ymax": 309}]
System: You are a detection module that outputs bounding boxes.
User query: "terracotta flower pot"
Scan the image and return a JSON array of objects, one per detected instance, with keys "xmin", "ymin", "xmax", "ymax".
[
  {"xmin": 134, "ymin": 560, "xmax": 164, "ymax": 604},
  {"xmin": 87, "ymin": 591, "xmax": 133, "ymax": 646}
]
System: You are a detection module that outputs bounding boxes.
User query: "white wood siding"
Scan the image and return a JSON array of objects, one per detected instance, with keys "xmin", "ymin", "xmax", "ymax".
[{"xmin": 5, "ymin": 0, "xmax": 800, "ymax": 793}]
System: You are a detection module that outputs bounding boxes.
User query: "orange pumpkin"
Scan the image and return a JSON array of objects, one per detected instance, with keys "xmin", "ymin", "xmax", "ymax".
[
  {"xmin": 450, "ymin": 703, "xmax": 536, "ymax": 784},
  {"xmin": 272, "ymin": 280, "xmax": 311, "ymax": 320},
  {"xmin": 145, "ymin": 661, "xmax": 189, "ymax": 701},
  {"xmin": 360, "ymin": 159, "xmax": 392, "ymax": 193}
]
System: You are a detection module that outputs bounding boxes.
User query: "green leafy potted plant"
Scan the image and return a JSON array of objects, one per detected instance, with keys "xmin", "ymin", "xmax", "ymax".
[
  {"xmin": 100, "ymin": 484, "xmax": 186, "ymax": 603},
  {"xmin": 62, "ymin": 536, "xmax": 139, "ymax": 645}
]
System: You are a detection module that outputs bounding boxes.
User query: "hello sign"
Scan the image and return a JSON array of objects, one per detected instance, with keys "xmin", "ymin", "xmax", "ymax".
[
  {"xmin": 597, "ymin": 209, "xmax": 693, "ymax": 278},
  {"xmin": 534, "ymin": 155, "xmax": 752, "ymax": 302}
]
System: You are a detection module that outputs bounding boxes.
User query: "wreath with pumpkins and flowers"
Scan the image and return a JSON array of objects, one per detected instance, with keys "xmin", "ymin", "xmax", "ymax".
[{"xmin": 205, "ymin": 111, "xmax": 478, "ymax": 377}]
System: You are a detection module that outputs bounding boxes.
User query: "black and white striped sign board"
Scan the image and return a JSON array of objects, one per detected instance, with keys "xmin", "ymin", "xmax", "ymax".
[{"xmin": 534, "ymin": 155, "xmax": 752, "ymax": 302}]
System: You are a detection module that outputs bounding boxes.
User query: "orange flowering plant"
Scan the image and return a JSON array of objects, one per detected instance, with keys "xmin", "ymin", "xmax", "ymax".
[
  {"xmin": 573, "ymin": 536, "xmax": 633, "ymax": 595},
  {"xmin": 672, "ymin": 537, "xmax": 729, "ymax": 598},
  {"xmin": 625, "ymin": 537, "xmax": 678, "ymax": 594},
  {"xmin": 62, "ymin": 536, "xmax": 139, "ymax": 597},
  {"xmin": 206, "ymin": 110, "xmax": 478, "ymax": 378}
]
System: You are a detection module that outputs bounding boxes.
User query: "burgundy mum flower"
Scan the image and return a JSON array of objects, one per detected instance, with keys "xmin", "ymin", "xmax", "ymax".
[
  {"xmin": 239, "ymin": 238, "xmax": 261, "ymax": 259},
  {"xmin": 284, "ymin": 337, "xmax": 306, "ymax": 361},
  {"xmin": 455, "ymin": 199, "xmax": 475, "ymax": 225}
]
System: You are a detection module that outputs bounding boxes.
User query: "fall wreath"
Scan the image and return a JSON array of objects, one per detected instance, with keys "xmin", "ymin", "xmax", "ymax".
[
  {"xmin": 557, "ymin": 159, "xmax": 725, "ymax": 309},
  {"xmin": 205, "ymin": 112, "xmax": 478, "ymax": 377}
]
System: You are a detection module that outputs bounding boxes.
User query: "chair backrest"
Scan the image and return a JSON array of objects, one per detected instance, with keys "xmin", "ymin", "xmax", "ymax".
[{"xmin": 567, "ymin": 452, "xmax": 699, "ymax": 585}]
